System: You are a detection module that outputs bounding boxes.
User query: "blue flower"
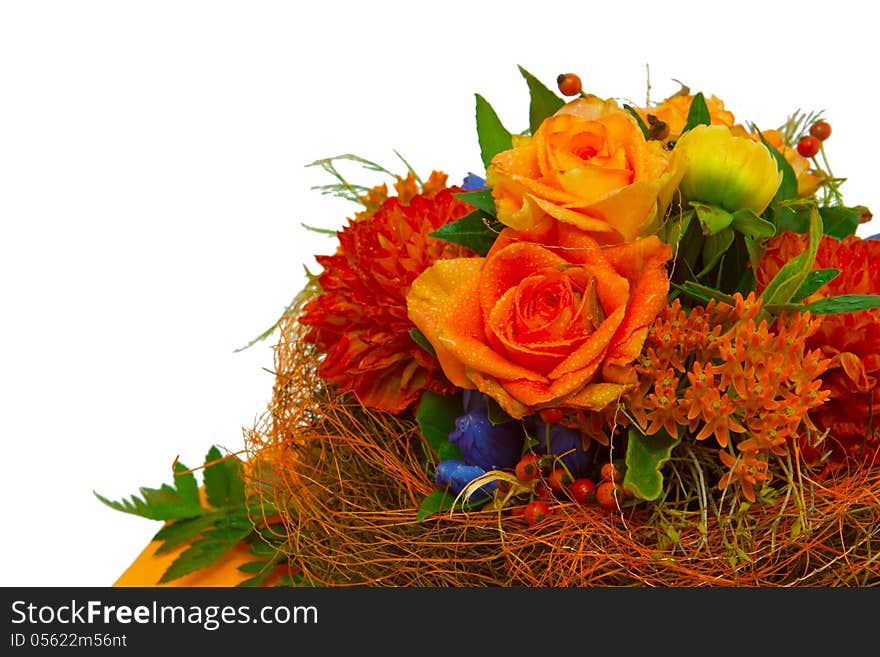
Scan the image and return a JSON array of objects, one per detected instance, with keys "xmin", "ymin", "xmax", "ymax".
[
  {"xmin": 434, "ymin": 459, "xmax": 495, "ymax": 499},
  {"xmin": 449, "ymin": 391, "xmax": 524, "ymax": 471},
  {"xmin": 867, "ymin": 233, "xmax": 880, "ymax": 240},
  {"xmin": 461, "ymin": 173, "xmax": 487, "ymax": 192},
  {"xmin": 528, "ymin": 416, "xmax": 592, "ymax": 477}
]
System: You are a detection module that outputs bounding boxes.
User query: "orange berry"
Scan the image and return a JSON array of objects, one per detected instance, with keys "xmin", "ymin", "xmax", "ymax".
[
  {"xmin": 547, "ymin": 467, "xmax": 573, "ymax": 493},
  {"xmin": 556, "ymin": 72, "xmax": 582, "ymax": 97},
  {"xmin": 600, "ymin": 462, "xmax": 623, "ymax": 483},
  {"xmin": 515, "ymin": 453, "xmax": 541, "ymax": 482},
  {"xmin": 595, "ymin": 481, "xmax": 625, "ymax": 511}
]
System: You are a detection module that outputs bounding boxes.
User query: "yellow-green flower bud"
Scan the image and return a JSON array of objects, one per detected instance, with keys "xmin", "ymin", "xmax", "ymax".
[{"xmin": 676, "ymin": 125, "xmax": 782, "ymax": 215}]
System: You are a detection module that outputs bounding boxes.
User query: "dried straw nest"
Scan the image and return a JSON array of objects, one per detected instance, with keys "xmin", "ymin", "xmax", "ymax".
[{"xmin": 243, "ymin": 315, "xmax": 880, "ymax": 587}]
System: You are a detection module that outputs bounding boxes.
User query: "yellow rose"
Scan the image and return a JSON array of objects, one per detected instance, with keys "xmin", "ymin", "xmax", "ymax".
[
  {"xmin": 744, "ymin": 127, "xmax": 824, "ymax": 197},
  {"xmin": 676, "ymin": 125, "xmax": 782, "ymax": 215},
  {"xmin": 486, "ymin": 95, "xmax": 683, "ymax": 245}
]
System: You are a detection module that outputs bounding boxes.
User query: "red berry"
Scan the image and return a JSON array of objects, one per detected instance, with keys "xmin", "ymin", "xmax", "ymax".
[
  {"xmin": 596, "ymin": 481, "xmax": 625, "ymax": 511},
  {"xmin": 797, "ymin": 135, "xmax": 821, "ymax": 158},
  {"xmin": 523, "ymin": 500, "xmax": 551, "ymax": 526},
  {"xmin": 533, "ymin": 481, "xmax": 554, "ymax": 500},
  {"xmin": 547, "ymin": 467, "xmax": 573, "ymax": 493},
  {"xmin": 556, "ymin": 73, "xmax": 582, "ymax": 97},
  {"xmin": 515, "ymin": 453, "xmax": 541, "ymax": 482},
  {"xmin": 809, "ymin": 120, "xmax": 831, "ymax": 141},
  {"xmin": 569, "ymin": 478, "xmax": 596, "ymax": 504},
  {"xmin": 600, "ymin": 462, "xmax": 623, "ymax": 483}
]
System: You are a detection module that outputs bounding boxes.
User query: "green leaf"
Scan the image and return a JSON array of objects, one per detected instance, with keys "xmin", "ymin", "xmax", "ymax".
[
  {"xmin": 416, "ymin": 487, "xmax": 487, "ymax": 521},
  {"xmin": 159, "ymin": 512, "xmax": 254, "ymax": 583},
  {"xmin": 623, "ymin": 427, "xmax": 678, "ymax": 501},
  {"xmin": 416, "ymin": 390, "xmax": 464, "ymax": 462},
  {"xmin": 453, "ymin": 189, "xmax": 496, "ymax": 216},
  {"xmin": 484, "ymin": 395, "xmax": 515, "ymax": 426},
  {"xmin": 623, "ymin": 104, "xmax": 650, "ymax": 140},
  {"xmin": 94, "ymin": 477, "xmax": 205, "ymax": 522},
  {"xmin": 698, "ymin": 228, "xmax": 735, "ymax": 278},
  {"xmin": 692, "ymin": 203, "xmax": 733, "ymax": 235},
  {"xmin": 172, "ymin": 460, "xmax": 199, "ymax": 504},
  {"xmin": 676, "ymin": 281, "xmax": 736, "ymax": 305},
  {"xmin": 417, "ymin": 489, "xmax": 451, "ymax": 521},
  {"xmin": 681, "ymin": 92, "xmax": 710, "ymax": 134},
  {"xmin": 203, "ymin": 446, "xmax": 246, "ymax": 509},
  {"xmin": 803, "ymin": 294, "xmax": 880, "ymax": 315},
  {"xmin": 759, "ymin": 133, "xmax": 799, "ymax": 204},
  {"xmin": 429, "ymin": 209, "xmax": 503, "ymax": 257},
  {"xmin": 237, "ymin": 560, "xmax": 276, "ymax": 575},
  {"xmin": 475, "ymin": 93, "xmax": 513, "ymax": 169},
  {"xmin": 819, "ymin": 205, "xmax": 863, "ymax": 239},
  {"xmin": 409, "ymin": 328, "xmax": 436, "ymax": 356},
  {"xmin": 792, "ymin": 268, "xmax": 840, "ymax": 302},
  {"xmin": 730, "ymin": 209, "xmax": 776, "ymax": 239},
  {"xmin": 152, "ymin": 513, "xmax": 223, "ymax": 554},
  {"xmin": 518, "ymin": 65, "xmax": 565, "ymax": 135},
  {"xmin": 760, "ymin": 205, "xmax": 822, "ymax": 307},
  {"xmin": 662, "ymin": 209, "xmax": 694, "ymax": 249}
]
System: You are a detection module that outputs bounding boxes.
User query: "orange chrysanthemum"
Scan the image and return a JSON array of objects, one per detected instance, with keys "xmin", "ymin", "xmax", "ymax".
[
  {"xmin": 299, "ymin": 171, "xmax": 475, "ymax": 414},
  {"xmin": 756, "ymin": 231, "xmax": 880, "ymax": 472}
]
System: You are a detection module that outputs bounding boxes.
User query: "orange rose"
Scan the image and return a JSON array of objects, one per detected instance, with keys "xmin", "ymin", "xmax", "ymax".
[
  {"xmin": 636, "ymin": 93, "xmax": 735, "ymax": 141},
  {"xmin": 486, "ymin": 95, "xmax": 682, "ymax": 245},
  {"xmin": 407, "ymin": 219, "xmax": 672, "ymax": 419}
]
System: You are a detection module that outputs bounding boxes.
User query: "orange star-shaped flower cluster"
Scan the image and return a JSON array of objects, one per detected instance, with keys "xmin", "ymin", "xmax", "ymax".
[{"xmin": 625, "ymin": 293, "xmax": 831, "ymax": 502}]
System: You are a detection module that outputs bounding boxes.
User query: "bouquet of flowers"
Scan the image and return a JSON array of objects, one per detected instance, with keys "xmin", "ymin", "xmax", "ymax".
[{"xmin": 104, "ymin": 66, "xmax": 880, "ymax": 587}]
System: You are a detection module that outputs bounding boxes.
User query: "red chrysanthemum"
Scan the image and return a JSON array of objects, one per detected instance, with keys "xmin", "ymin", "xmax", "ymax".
[
  {"xmin": 298, "ymin": 171, "xmax": 476, "ymax": 414},
  {"xmin": 756, "ymin": 231, "xmax": 880, "ymax": 472}
]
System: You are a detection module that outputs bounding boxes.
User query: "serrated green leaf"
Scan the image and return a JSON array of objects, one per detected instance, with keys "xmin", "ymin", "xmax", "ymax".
[
  {"xmin": 172, "ymin": 460, "xmax": 199, "ymax": 504},
  {"xmin": 416, "ymin": 390, "xmax": 464, "ymax": 461},
  {"xmin": 453, "ymin": 189, "xmax": 496, "ymax": 216},
  {"xmin": 681, "ymin": 92, "xmax": 710, "ymax": 134},
  {"xmin": 94, "ymin": 483, "xmax": 205, "ymax": 522},
  {"xmin": 819, "ymin": 205, "xmax": 862, "ymax": 239},
  {"xmin": 623, "ymin": 427, "xmax": 678, "ymax": 501},
  {"xmin": 248, "ymin": 540, "xmax": 279, "ymax": 558},
  {"xmin": 203, "ymin": 446, "xmax": 246, "ymax": 509},
  {"xmin": 760, "ymin": 205, "xmax": 822, "ymax": 307},
  {"xmin": 158, "ymin": 513, "xmax": 254, "ymax": 583},
  {"xmin": 428, "ymin": 209, "xmax": 503, "ymax": 257},
  {"xmin": 409, "ymin": 327, "xmax": 436, "ymax": 356},
  {"xmin": 152, "ymin": 513, "xmax": 223, "ymax": 554},
  {"xmin": 237, "ymin": 560, "xmax": 273, "ymax": 575},
  {"xmin": 475, "ymin": 93, "xmax": 513, "ymax": 169},
  {"xmin": 518, "ymin": 65, "xmax": 565, "ymax": 135},
  {"xmin": 792, "ymin": 268, "xmax": 840, "ymax": 302},
  {"xmin": 623, "ymin": 104, "xmax": 650, "ymax": 140},
  {"xmin": 802, "ymin": 294, "xmax": 880, "ymax": 315}
]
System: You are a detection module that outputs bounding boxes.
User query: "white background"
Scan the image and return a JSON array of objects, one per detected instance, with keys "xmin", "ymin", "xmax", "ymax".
[{"xmin": 2, "ymin": 1, "xmax": 878, "ymax": 587}]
